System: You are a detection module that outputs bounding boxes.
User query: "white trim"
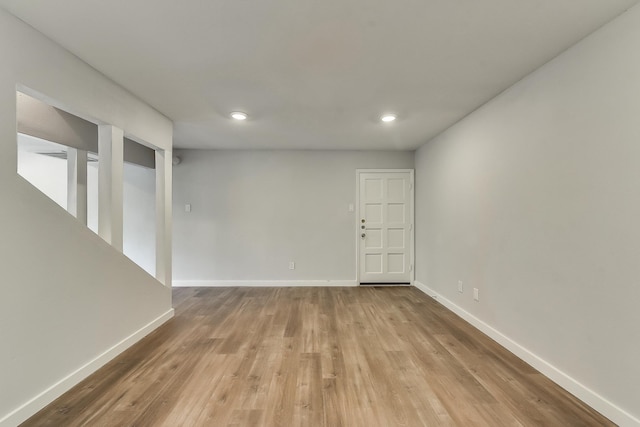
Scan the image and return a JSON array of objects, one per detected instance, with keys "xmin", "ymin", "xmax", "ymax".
[
  {"xmin": 155, "ymin": 148, "xmax": 172, "ymax": 287},
  {"xmin": 412, "ymin": 281, "xmax": 640, "ymax": 427},
  {"xmin": 0, "ymin": 309, "xmax": 175, "ymax": 427},
  {"xmin": 355, "ymin": 169, "xmax": 415, "ymax": 285},
  {"xmin": 355, "ymin": 168, "xmax": 414, "ymax": 174},
  {"xmin": 172, "ymin": 280, "xmax": 358, "ymax": 288}
]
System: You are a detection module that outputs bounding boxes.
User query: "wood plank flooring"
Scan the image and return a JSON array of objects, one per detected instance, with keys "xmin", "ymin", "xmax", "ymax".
[{"xmin": 22, "ymin": 287, "xmax": 614, "ymax": 426}]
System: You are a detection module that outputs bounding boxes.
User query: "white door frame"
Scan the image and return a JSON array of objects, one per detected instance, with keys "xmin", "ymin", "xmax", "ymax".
[{"xmin": 355, "ymin": 169, "xmax": 415, "ymax": 285}]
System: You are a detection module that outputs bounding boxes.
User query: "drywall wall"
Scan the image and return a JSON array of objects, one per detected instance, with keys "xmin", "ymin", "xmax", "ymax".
[
  {"xmin": 414, "ymin": 4, "xmax": 640, "ymax": 425},
  {"xmin": 17, "ymin": 140, "xmax": 157, "ymax": 276},
  {"xmin": 123, "ymin": 162, "xmax": 156, "ymax": 275},
  {"xmin": 17, "ymin": 140, "xmax": 68, "ymax": 209},
  {"xmin": 17, "ymin": 92, "xmax": 97, "ymax": 151},
  {"xmin": 0, "ymin": 8, "xmax": 173, "ymax": 426},
  {"xmin": 17, "ymin": 92, "xmax": 156, "ymax": 168},
  {"xmin": 173, "ymin": 150, "xmax": 413, "ymax": 284}
]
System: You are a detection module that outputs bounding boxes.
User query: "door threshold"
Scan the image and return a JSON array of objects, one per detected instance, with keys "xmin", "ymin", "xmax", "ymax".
[{"xmin": 359, "ymin": 282, "xmax": 411, "ymax": 287}]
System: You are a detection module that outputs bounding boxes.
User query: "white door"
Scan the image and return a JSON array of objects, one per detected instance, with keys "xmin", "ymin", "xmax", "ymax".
[{"xmin": 357, "ymin": 170, "xmax": 413, "ymax": 284}]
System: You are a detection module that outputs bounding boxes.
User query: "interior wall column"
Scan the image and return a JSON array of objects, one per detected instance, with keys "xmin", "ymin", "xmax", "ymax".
[
  {"xmin": 67, "ymin": 147, "xmax": 88, "ymax": 225},
  {"xmin": 98, "ymin": 125, "xmax": 124, "ymax": 251},
  {"xmin": 155, "ymin": 149, "xmax": 172, "ymax": 286}
]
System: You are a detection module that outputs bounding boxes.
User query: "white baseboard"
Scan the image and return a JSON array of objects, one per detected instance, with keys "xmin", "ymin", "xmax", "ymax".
[
  {"xmin": 0, "ymin": 309, "xmax": 175, "ymax": 427},
  {"xmin": 412, "ymin": 281, "xmax": 639, "ymax": 427},
  {"xmin": 172, "ymin": 279, "xmax": 358, "ymax": 287}
]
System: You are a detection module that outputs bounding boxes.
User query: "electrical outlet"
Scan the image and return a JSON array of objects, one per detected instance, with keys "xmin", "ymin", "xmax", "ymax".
[
  {"xmin": 185, "ymin": 203, "xmax": 191, "ymax": 213},
  {"xmin": 458, "ymin": 280, "xmax": 463, "ymax": 293},
  {"xmin": 473, "ymin": 288, "xmax": 479, "ymax": 301},
  {"xmin": 289, "ymin": 261, "xmax": 295, "ymax": 270}
]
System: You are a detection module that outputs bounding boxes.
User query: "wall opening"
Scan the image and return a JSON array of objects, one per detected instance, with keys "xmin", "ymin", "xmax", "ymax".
[{"xmin": 16, "ymin": 88, "xmax": 164, "ymax": 281}]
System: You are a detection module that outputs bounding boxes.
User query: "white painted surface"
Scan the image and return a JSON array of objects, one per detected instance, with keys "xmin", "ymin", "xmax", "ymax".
[
  {"xmin": 17, "ymin": 140, "xmax": 68, "ymax": 209},
  {"xmin": 87, "ymin": 161, "xmax": 99, "ymax": 234},
  {"xmin": 414, "ymin": 5, "xmax": 640, "ymax": 425},
  {"xmin": 17, "ymin": 91, "xmax": 97, "ymax": 152},
  {"xmin": 17, "ymin": 92, "xmax": 156, "ymax": 169},
  {"xmin": 98, "ymin": 125, "xmax": 124, "ymax": 250},
  {"xmin": 357, "ymin": 170, "xmax": 413, "ymax": 283},
  {"xmin": 0, "ymin": 8, "xmax": 172, "ymax": 426},
  {"xmin": 155, "ymin": 149, "xmax": 173, "ymax": 286},
  {"xmin": 16, "ymin": 138, "xmax": 158, "ymax": 277},
  {"xmin": 173, "ymin": 280, "xmax": 358, "ymax": 288},
  {"xmin": 172, "ymin": 150, "xmax": 413, "ymax": 282},
  {"xmin": 123, "ymin": 162, "xmax": 157, "ymax": 276},
  {"xmin": 67, "ymin": 147, "xmax": 88, "ymax": 224},
  {"xmin": 0, "ymin": 0, "xmax": 637, "ymax": 150}
]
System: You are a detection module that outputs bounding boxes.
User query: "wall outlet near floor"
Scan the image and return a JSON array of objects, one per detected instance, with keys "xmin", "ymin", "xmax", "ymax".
[
  {"xmin": 458, "ymin": 280, "xmax": 463, "ymax": 293},
  {"xmin": 289, "ymin": 261, "xmax": 295, "ymax": 270},
  {"xmin": 473, "ymin": 288, "xmax": 479, "ymax": 301}
]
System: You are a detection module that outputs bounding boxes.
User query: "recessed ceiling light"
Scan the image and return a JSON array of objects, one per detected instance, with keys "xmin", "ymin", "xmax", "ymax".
[
  {"xmin": 381, "ymin": 114, "xmax": 397, "ymax": 122},
  {"xmin": 230, "ymin": 111, "xmax": 247, "ymax": 120}
]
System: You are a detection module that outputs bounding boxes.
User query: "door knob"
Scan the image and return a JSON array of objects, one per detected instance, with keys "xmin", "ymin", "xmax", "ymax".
[{"xmin": 361, "ymin": 233, "xmax": 366, "ymax": 238}]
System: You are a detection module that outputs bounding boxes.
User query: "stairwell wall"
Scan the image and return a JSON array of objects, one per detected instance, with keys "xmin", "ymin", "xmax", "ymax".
[{"xmin": 0, "ymin": 8, "xmax": 173, "ymax": 426}]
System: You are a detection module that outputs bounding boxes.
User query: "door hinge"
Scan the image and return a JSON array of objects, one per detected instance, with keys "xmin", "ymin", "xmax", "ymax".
[
  {"xmin": 410, "ymin": 223, "xmax": 413, "ymax": 231},
  {"xmin": 410, "ymin": 264, "xmax": 413, "ymax": 272},
  {"xmin": 410, "ymin": 182, "xmax": 414, "ymax": 191}
]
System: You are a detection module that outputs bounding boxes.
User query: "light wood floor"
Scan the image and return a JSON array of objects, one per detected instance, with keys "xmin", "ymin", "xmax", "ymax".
[{"xmin": 23, "ymin": 287, "xmax": 613, "ymax": 426}]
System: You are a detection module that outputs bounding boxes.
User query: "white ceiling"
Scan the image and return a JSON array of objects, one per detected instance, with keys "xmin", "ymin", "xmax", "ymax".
[{"xmin": 1, "ymin": 0, "xmax": 638, "ymax": 150}]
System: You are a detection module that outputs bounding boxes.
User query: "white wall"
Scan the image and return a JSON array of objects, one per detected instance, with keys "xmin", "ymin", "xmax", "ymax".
[
  {"xmin": 17, "ymin": 141, "xmax": 157, "ymax": 276},
  {"xmin": 123, "ymin": 162, "xmax": 156, "ymax": 275},
  {"xmin": 173, "ymin": 150, "xmax": 413, "ymax": 284},
  {"xmin": 415, "ymin": 5, "xmax": 640, "ymax": 425},
  {"xmin": 0, "ymin": 8, "xmax": 173, "ymax": 426},
  {"xmin": 17, "ymin": 140, "xmax": 68, "ymax": 209}
]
